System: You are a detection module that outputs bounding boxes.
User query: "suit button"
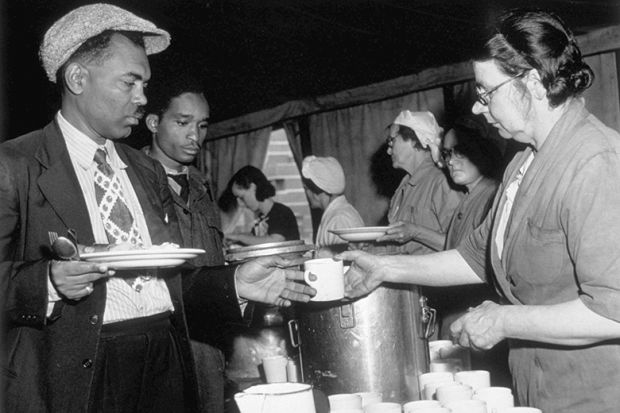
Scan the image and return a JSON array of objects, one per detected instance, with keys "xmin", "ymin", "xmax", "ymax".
[
  {"xmin": 89, "ymin": 315, "xmax": 99, "ymax": 325},
  {"xmin": 82, "ymin": 359, "xmax": 93, "ymax": 369}
]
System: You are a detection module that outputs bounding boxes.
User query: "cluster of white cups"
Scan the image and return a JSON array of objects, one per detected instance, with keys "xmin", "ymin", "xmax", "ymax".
[
  {"xmin": 416, "ymin": 370, "xmax": 541, "ymax": 413},
  {"xmin": 327, "ymin": 385, "xmax": 542, "ymax": 413},
  {"xmin": 327, "ymin": 391, "xmax": 387, "ymax": 413},
  {"xmin": 261, "ymin": 355, "xmax": 298, "ymax": 383}
]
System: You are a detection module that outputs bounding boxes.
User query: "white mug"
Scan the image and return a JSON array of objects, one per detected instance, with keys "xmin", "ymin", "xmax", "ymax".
[
  {"xmin": 423, "ymin": 381, "xmax": 455, "ymax": 401},
  {"xmin": 304, "ymin": 258, "xmax": 345, "ymax": 301},
  {"xmin": 418, "ymin": 372, "xmax": 454, "ymax": 393},
  {"xmin": 329, "ymin": 393, "xmax": 363, "ymax": 410},
  {"xmin": 364, "ymin": 402, "xmax": 402, "ymax": 413},
  {"xmin": 402, "ymin": 399, "xmax": 441, "ymax": 412},
  {"xmin": 444, "ymin": 399, "xmax": 488, "ymax": 413},
  {"xmin": 454, "ymin": 370, "xmax": 491, "ymax": 392},
  {"xmin": 262, "ymin": 355, "xmax": 288, "ymax": 383},
  {"xmin": 355, "ymin": 392, "xmax": 383, "ymax": 407},
  {"xmin": 473, "ymin": 387, "xmax": 514, "ymax": 412},
  {"xmin": 435, "ymin": 383, "xmax": 473, "ymax": 404}
]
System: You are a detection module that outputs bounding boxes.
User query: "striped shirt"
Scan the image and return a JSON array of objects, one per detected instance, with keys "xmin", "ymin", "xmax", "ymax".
[{"xmin": 50, "ymin": 111, "xmax": 174, "ymax": 323}]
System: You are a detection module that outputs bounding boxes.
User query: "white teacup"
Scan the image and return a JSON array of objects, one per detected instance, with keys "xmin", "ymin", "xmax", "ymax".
[
  {"xmin": 364, "ymin": 401, "xmax": 402, "ymax": 413},
  {"xmin": 430, "ymin": 358, "xmax": 464, "ymax": 374},
  {"xmin": 418, "ymin": 372, "xmax": 454, "ymax": 393},
  {"xmin": 262, "ymin": 355, "xmax": 288, "ymax": 383},
  {"xmin": 445, "ymin": 399, "xmax": 488, "ymax": 413},
  {"xmin": 454, "ymin": 370, "xmax": 491, "ymax": 392},
  {"xmin": 402, "ymin": 399, "xmax": 441, "ymax": 412},
  {"xmin": 304, "ymin": 258, "xmax": 345, "ymax": 301},
  {"xmin": 435, "ymin": 383, "xmax": 473, "ymax": 404},
  {"xmin": 355, "ymin": 392, "xmax": 383, "ymax": 407},
  {"xmin": 473, "ymin": 387, "xmax": 514, "ymax": 412},
  {"xmin": 329, "ymin": 393, "xmax": 363, "ymax": 410},
  {"xmin": 405, "ymin": 409, "xmax": 449, "ymax": 413},
  {"xmin": 423, "ymin": 381, "xmax": 454, "ymax": 401},
  {"xmin": 428, "ymin": 340, "xmax": 453, "ymax": 361}
]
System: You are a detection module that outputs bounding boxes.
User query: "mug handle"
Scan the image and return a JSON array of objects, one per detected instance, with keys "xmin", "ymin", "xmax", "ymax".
[{"xmin": 303, "ymin": 270, "xmax": 318, "ymax": 287}]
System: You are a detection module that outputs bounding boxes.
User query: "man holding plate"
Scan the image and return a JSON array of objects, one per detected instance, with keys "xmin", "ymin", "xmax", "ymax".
[{"xmin": 0, "ymin": 4, "xmax": 314, "ymax": 412}]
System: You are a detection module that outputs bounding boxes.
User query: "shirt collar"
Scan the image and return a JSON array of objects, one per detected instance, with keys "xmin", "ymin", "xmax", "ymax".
[
  {"xmin": 407, "ymin": 156, "xmax": 438, "ymax": 186},
  {"xmin": 56, "ymin": 111, "xmax": 127, "ymax": 171},
  {"xmin": 324, "ymin": 194, "xmax": 347, "ymax": 215},
  {"xmin": 142, "ymin": 145, "xmax": 188, "ymax": 176}
]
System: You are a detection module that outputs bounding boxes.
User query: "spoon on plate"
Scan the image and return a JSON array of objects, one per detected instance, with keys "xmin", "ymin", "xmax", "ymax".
[{"xmin": 48, "ymin": 231, "xmax": 80, "ymax": 260}]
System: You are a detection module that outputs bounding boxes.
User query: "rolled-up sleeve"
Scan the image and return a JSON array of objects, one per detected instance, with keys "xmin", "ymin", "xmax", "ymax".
[
  {"xmin": 456, "ymin": 204, "xmax": 495, "ymax": 282},
  {"xmin": 565, "ymin": 150, "xmax": 620, "ymax": 322}
]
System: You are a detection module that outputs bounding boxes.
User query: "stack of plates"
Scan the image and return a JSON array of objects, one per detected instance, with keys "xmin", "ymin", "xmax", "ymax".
[
  {"xmin": 225, "ymin": 240, "xmax": 314, "ymax": 262},
  {"xmin": 81, "ymin": 248, "xmax": 206, "ymax": 269}
]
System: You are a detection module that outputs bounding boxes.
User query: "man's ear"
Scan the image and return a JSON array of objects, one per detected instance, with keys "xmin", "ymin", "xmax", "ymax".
[
  {"xmin": 525, "ymin": 69, "xmax": 547, "ymax": 101},
  {"xmin": 64, "ymin": 62, "xmax": 87, "ymax": 95},
  {"xmin": 146, "ymin": 114, "xmax": 159, "ymax": 134}
]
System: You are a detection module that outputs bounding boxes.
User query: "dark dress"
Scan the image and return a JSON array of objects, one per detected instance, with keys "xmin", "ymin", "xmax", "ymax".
[{"xmin": 251, "ymin": 202, "xmax": 300, "ymax": 241}]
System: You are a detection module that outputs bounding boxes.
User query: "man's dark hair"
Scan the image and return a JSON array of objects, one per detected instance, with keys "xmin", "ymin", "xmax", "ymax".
[
  {"xmin": 146, "ymin": 71, "xmax": 206, "ymax": 117},
  {"xmin": 55, "ymin": 30, "xmax": 146, "ymax": 93}
]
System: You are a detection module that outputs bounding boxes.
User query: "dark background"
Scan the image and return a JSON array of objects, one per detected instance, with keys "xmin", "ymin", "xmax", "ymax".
[{"xmin": 2, "ymin": 0, "xmax": 620, "ymax": 141}]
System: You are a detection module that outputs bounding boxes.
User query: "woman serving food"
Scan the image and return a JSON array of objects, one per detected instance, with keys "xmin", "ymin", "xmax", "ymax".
[{"xmin": 339, "ymin": 9, "xmax": 620, "ymax": 412}]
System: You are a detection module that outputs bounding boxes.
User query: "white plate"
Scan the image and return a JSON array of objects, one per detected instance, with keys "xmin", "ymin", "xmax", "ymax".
[
  {"xmin": 329, "ymin": 226, "xmax": 390, "ymax": 242},
  {"xmin": 81, "ymin": 248, "xmax": 205, "ymax": 269}
]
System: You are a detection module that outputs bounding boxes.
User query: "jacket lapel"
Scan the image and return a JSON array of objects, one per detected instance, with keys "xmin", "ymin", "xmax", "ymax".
[
  {"xmin": 35, "ymin": 122, "xmax": 95, "ymax": 244},
  {"xmin": 115, "ymin": 144, "xmax": 180, "ymax": 246}
]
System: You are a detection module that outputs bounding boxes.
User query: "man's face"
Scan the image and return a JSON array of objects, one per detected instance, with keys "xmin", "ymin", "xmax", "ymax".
[
  {"xmin": 151, "ymin": 92, "xmax": 210, "ymax": 169},
  {"xmin": 79, "ymin": 33, "xmax": 150, "ymax": 141}
]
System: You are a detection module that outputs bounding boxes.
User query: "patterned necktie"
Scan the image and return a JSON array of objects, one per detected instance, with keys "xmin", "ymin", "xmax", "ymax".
[
  {"xmin": 93, "ymin": 148, "xmax": 146, "ymax": 290},
  {"xmin": 168, "ymin": 173, "xmax": 190, "ymax": 203}
]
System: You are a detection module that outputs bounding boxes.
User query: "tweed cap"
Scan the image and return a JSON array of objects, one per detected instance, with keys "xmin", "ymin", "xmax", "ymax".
[
  {"xmin": 40, "ymin": 3, "xmax": 170, "ymax": 82},
  {"xmin": 302, "ymin": 156, "xmax": 346, "ymax": 195}
]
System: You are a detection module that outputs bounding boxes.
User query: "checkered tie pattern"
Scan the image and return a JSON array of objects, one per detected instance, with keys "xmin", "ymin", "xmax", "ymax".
[
  {"xmin": 94, "ymin": 148, "xmax": 146, "ymax": 289},
  {"xmin": 93, "ymin": 148, "xmax": 143, "ymax": 246}
]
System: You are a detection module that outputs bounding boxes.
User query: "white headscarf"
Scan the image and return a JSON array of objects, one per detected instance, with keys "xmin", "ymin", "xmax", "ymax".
[
  {"xmin": 392, "ymin": 110, "xmax": 444, "ymax": 166},
  {"xmin": 301, "ymin": 156, "xmax": 346, "ymax": 195}
]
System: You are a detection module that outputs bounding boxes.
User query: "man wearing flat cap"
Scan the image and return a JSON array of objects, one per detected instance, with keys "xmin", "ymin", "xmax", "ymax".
[
  {"xmin": 302, "ymin": 156, "xmax": 364, "ymax": 256},
  {"xmin": 0, "ymin": 4, "xmax": 314, "ymax": 412}
]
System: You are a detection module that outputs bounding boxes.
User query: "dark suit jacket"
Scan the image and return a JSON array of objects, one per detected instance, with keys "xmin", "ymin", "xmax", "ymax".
[{"xmin": 0, "ymin": 121, "xmax": 242, "ymax": 412}]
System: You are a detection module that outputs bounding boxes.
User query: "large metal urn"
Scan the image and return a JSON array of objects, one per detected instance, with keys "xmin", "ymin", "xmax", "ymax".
[{"xmin": 295, "ymin": 284, "xmax": 434, "ymax": 402}]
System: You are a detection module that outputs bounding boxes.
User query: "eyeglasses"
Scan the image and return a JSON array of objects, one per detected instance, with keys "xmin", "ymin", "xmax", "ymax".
[
  {"xmin": 475, "ymin": 72, "xmax": 525, "ymax": 106},
  {"xmin": 440, "ymin": 147, "xmax": 465, "ymax": 163}
]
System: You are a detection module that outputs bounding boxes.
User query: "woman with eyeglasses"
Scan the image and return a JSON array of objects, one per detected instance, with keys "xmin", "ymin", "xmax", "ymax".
[
  {"xmin": 427, "ymin": 119, "xmax": 507, "ymax": 379},
  {"xmin": 376, "ymin": 110, "xmax": 463, "ymax": 255},
  {"xmin": 340, "ymin": 9, "xmax": 620, "ymax": 412}
]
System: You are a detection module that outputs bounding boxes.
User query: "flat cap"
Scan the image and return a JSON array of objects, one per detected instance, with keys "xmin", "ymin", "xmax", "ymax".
[
  {"xmin": 302, "ymin": 156, "xmax": 346, "ymax": 195},
  {"xmin": 40, "ymin": 3, "xmax": 170, "ymax": 82}
]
